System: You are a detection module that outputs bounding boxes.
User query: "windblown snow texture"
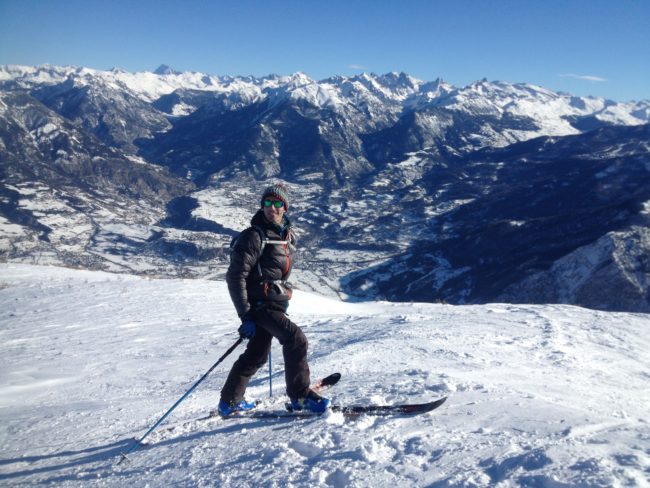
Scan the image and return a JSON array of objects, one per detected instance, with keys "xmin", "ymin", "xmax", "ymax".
[{"xmin": 1, "ymin": 264, "xmax": 648, "ymax": 486}]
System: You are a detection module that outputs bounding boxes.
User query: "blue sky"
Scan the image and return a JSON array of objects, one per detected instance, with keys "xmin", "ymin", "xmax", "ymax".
[{"xmin": 1, "ymin": 0, "xmax": 648, "ymax": 101}]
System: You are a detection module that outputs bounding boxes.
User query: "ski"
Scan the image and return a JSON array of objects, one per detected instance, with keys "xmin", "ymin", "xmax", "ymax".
[
  {"xmin": 331, "ymin": 397, "xmax": 447, "ymax": 416},
  {"xmin": 222, "ymin": 397, "xmax": 447, "ymax": 420},
  {"xmin": 245, "ymin": 396, "xmax": 447, "ymax": 419}
]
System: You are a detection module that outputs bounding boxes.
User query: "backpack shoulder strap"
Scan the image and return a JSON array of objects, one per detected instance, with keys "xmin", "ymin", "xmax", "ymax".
[{"xmin": 251, "ymin": 225, "xmax": 266, "ymax": 277}]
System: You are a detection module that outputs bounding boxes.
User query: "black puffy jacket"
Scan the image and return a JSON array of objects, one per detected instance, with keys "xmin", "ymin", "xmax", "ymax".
[{"xmin": 226, "ymin": 210, "xmax": 296, "ymax": 317}]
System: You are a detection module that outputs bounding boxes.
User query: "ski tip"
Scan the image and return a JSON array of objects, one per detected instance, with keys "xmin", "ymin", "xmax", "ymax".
[
  {"xmin": 327, "ymin": 372, "xmax": 342, "ymax": 382},
  {"xmin": 313, "ymin": 372, "xmax": 341, "ymax": 391},
  {"xmin": 424, "ymin": 396, "xmax": 448, "ymax": 410},
  {"xmin": 395, "ymin": 396, "xmax": 448, "ymax": 414}
]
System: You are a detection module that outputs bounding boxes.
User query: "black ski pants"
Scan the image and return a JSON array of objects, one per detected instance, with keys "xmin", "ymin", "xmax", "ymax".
[{"xmin": 220, "ymin": 305, "xmax": 310, "ymax": 403}]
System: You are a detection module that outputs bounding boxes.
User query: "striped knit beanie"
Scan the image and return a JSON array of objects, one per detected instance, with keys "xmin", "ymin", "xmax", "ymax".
[{"xmin": 260, "ymin": 183, "xmax": 290, "ymax": 210}]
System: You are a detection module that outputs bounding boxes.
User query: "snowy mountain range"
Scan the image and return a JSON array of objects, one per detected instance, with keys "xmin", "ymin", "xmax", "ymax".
[{"xmin": 1, "ymin": 64, "xmax": 649, "ymax": 312}]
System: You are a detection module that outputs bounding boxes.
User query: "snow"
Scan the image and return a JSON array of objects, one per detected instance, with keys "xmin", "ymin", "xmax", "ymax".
[
  {"xmin": 191, "ymin": 187, "xmax": 255, "ymax": 232},
  {"xmin": 1, "ymin": 264, "xmax": 649, "ymax": 486},
  {"xmin": 0, "ymin": 64, "xmax": 274, "ymax": 105},
  {"xmin": 0, "ymin": 217, "xmax": 28, "ymax": 252},
  {"xmin": 3, "ymin": 65, "xmax": 649, "ymax": 152},
  {"xmin": 170, "ymin": 102, "xmax": 195, "ymax": 117}
]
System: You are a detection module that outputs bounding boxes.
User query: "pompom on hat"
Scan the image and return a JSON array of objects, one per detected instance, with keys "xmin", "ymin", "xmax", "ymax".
[{"xmin": 260, "ymin": 183, "xmax": 290, "ymax": 210}]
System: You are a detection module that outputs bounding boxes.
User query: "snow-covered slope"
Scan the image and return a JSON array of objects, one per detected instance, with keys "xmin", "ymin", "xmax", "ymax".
[{"xmin": 1, "ymin": 264, "xmax": 648, "ymax": 486}]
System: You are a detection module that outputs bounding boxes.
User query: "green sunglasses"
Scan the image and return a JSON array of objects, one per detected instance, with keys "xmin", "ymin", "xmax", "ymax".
[{"xmin": 263, "ymin": 199, "xmax": 285, "ymax": 209}]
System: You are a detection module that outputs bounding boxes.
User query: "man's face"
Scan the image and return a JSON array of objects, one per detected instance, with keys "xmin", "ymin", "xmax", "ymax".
[{"xmin": 262, "ymin": 198, "xmax": 286, "ymax": 225}]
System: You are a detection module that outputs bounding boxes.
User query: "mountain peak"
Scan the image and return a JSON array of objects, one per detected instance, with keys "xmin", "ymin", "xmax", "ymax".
[
  {"xmin": 380, "ymin": 71, "xmax": 420, "ymax": 87},
  {"xmin": 153, "ymin": 64, "xmax": 179, "ymax": 75}
]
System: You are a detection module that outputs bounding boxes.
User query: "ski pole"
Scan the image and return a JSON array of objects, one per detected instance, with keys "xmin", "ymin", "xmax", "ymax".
[
  {"xmin": 118, "ymin": 337, "xmax": 243, "ymax": 465},
  {"xmin": 268, "ymin": 350, "xmax": 273, "ymax": 397}
]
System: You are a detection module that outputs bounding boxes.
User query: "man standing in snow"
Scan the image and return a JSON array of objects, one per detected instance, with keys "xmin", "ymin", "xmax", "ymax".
[{"xmin": 218, "ymin": 183, "xmax": 331, "ymax": 416}]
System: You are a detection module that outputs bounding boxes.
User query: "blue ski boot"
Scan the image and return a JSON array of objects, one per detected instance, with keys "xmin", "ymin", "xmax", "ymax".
[
  {"xmin": 290, "ymin": 389, "xmax": 331, "ymax": 414},
  {"xmin": 218, "ymin": 398, "xmax": 257, "ymax": 417}
]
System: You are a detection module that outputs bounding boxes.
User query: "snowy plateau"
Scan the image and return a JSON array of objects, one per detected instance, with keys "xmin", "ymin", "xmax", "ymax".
[{"xmin": 1, "ymin": 264, "xmax": 649, "ymax": 487}]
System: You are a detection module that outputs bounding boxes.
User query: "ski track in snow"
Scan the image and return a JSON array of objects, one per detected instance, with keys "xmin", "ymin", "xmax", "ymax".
[{"xmin": 0, "ymin": 264, "xmax": 649, "ymax": 487}]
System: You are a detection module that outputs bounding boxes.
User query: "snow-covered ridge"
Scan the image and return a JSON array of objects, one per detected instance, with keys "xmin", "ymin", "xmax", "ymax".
[
  {"xmin": 429, "ymin": 79, "xmax": 649, "ymax": 132},
  {"xmin": 0, "ymin": 64, "xmax": 281, "ymax": 103},
  {"xmin": 3, "ymin": 64, "xmax": 648, "ymax": 125},
  {"xmin": 1, "ymin": 264, "xmax": 648, "ymax": 486}
]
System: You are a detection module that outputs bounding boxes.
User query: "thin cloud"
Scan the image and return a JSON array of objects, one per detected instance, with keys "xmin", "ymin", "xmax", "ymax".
[
  {"xmin": 348, "ymin": 64, "xmax": 366, "ymax": 70},
  {"xmin": 559, "ymin": 73, "xmax": 608, "ymax": 82}
]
